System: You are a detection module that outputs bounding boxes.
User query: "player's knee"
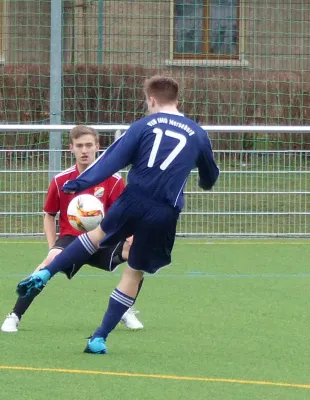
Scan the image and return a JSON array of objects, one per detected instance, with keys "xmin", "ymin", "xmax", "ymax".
[
  {"xmin": 122, "ymin": 265, "xmax": 144, "ymax": 283},
  {"xmin": 88, "ymin": 225, "xmax": 106, "ymax": 247},
  {"xmin": 121, "ymin": 241, "xmax": 130, "ymax": 261}
]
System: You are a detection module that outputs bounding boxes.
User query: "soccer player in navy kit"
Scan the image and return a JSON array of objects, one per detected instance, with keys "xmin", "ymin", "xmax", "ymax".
[{"xmin": 16, "ymin": 76, "xmax": 219, "ymax": 354}]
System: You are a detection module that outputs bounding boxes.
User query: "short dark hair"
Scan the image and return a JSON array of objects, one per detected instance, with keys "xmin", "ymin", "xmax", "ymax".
[
  {"xmin": 69, "ymin": 125, "xmax": 99, "ymax": 144},
  {"xmin": 144, "ymin": 75, "xmax": 179, "ymax": 104}
]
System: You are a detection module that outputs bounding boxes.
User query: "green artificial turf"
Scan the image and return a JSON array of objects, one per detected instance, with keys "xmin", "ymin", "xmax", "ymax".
[{"xmin": 0, "ymin": 238, "xmax": 309, "ymax": 399}]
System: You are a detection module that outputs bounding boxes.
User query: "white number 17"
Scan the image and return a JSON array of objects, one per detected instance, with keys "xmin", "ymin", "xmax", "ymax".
[{"xmin": 147, "ymin": 128, "xmax": 187, "ymax": 170}]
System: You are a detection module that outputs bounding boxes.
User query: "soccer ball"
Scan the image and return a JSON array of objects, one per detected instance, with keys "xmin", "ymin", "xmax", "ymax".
[{"xmin": 67, "ymin": 194, "xmax": 104, "ymax": 232}]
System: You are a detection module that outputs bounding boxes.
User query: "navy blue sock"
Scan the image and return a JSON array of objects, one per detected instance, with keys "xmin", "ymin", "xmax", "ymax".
[
  {"xmin": 43, "ymin": 234, "xmax": 97, "ymax": 278},
  {"xmin": 93, "ymin": 289, "xmax": 135, "ymax": 340}
]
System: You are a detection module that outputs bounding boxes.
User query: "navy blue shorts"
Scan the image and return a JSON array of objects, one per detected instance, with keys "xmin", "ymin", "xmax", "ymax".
[{"xmin": 100, "ymin": 185, "xmax": 179, "ymax": 274}]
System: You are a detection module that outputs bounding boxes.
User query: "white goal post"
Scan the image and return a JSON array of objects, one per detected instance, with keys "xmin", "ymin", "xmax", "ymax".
[{"xmin": 1, "ymin": 124, "xmax": 310, "ymax": 132}]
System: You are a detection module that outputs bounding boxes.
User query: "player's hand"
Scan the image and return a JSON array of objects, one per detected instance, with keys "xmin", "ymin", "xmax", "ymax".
[
  {"xmin": 126, "ymin": 236, "xmax": 134, "ymax": 246},
  {"xmin": 62, "ymin": 180, "xmax": 78, "ymax": 194}
]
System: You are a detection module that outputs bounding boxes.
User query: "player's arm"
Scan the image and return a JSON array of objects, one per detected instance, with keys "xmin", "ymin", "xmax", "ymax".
[
  {"xmin": 196, "ymin": 133, "xmax": 220, "ymax": 190},
  {"xmin": 43, "ymin": 178, "xmax": 60, "ymax": 248},
  {"xmin": 43, "ymin": 213, "xmax": 57, "ymax": 249},
  {"xmin": 62, "ymin": 123, "xmax": 141, "ymax": 194}
]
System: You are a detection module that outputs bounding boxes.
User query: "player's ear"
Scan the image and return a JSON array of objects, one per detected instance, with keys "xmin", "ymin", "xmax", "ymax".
[{"xmin": 69, "ymin": 144, "xmax": 73, "ymax": 153}]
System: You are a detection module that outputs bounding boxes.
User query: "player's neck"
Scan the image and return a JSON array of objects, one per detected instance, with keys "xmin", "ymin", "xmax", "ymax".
[
  {"xmin": 76, "ymin": 164, "xmax": 89, "ymax": 173},
  {"xmin": 158, "ymin": 106, "xmax": 181, "ymax": 115}
]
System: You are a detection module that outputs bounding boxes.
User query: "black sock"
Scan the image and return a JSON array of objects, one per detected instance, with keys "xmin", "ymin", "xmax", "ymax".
[
  {"xmin": 12, "ymin": 288, "xmax": 43, "ymax": 320},
  {"xmin": 135, "ymin": 278, "xmax": 144, "ymax": 302}
]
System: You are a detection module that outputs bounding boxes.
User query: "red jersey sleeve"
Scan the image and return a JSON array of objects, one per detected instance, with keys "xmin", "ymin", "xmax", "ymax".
[
  {"xmin": 105, "ymin": 177, "xmax": 125, "ymax": 211},
  {"xmin": 43, "ymin": 178, "xmax": 60, "ymax": 215}
]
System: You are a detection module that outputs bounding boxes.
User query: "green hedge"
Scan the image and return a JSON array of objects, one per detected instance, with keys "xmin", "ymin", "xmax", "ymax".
[{"xmin": 0, "ymin": 64, "xmax": 310, "ymax": 150}]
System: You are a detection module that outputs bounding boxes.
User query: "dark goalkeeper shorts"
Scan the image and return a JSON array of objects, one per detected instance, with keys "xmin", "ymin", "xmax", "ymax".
[{"xmin": 51, "ymin": 235, "xmax": 125, "ymax": 279}]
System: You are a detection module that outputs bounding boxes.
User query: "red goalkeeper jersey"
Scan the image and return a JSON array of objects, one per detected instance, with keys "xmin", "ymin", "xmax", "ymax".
[{"xmin": 43, "ymin": 165, "xmax": 125, "ymax": 237}]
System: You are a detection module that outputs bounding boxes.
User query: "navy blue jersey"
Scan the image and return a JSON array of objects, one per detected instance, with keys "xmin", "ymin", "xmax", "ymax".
[{"xmin": 63, "ymin": 112, "xmax": 219, "ymax": 211}]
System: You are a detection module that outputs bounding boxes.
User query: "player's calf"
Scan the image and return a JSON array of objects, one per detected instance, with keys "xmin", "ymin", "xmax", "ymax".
[{"xmin": 34, "ymin": 248, "xmax": 62, "ymax": 272}]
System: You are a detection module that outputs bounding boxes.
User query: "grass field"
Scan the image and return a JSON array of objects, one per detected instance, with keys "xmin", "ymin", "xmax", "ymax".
[{"xmin": 0, "ymin": 238, "xmax": 310, "ymax": 400}]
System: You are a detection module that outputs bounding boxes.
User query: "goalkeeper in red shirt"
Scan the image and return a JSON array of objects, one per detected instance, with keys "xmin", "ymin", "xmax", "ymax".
[{"xmin": 1, "ymin": 126, "xmax": 143, "ymax": 333}]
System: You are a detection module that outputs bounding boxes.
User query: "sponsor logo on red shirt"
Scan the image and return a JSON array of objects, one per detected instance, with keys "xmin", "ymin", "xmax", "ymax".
[{"xmin": 94, "ymin": 186, "xmax": 105, "ymax": 198}]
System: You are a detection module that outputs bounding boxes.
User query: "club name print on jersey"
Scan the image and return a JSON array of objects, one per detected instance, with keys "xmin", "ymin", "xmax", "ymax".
[{"xmin": 147, "ymin": 116, "xmax": 195, "ymax": 136}]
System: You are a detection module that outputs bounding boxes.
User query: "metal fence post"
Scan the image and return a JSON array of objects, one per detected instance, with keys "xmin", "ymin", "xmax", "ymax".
[
  {"xmin": 49, "ymin": 0, "xmax": 62, "ymax": 181},
  {"xmin": 98, "ymin": 0, "xmax": 104, "ymax": 64}
]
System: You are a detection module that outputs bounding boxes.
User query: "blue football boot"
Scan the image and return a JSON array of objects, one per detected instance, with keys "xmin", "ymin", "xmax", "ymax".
[
  {"xmin": 16, "ymin": 269, "xmax": 51, "ymax": 297},
  {"xmin": 84, "ymin": 337, "xmax": 107, "ymax": 354}
]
